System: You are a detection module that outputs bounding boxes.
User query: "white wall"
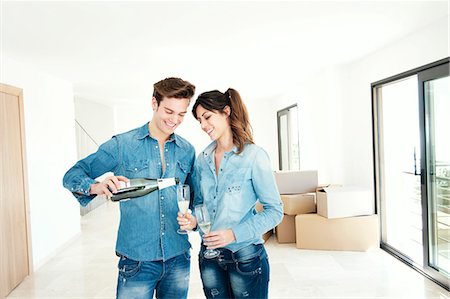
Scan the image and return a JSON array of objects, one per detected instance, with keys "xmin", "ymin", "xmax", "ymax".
[
  {"xmin": 2, "ymin": 57, "xmax": 80, "ymax": 269},
  {"xmin": 74, "ymin": 97, "xmax": 115, "ymax": 146},
  {"xmin": 113, "ymin": 101, "xmax": 150, "ymax": 135},
  {"xmin": 245, "ymin": 93, "xmax": 280, "ymax": 171}
]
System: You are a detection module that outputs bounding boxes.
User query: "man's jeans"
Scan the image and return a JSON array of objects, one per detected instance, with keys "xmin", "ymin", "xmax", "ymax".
[
  {"xmin": 199, "ymin": 244, "xmax": 270, "ymax": 299},
  {"xmin": 116, "ymin": 251, "xmax": 190, "ymax": 299}
]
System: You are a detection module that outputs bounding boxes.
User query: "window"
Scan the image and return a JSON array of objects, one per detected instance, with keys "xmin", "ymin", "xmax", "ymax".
[{"xmin": 277, "ymin": 104, "xmax": 300, "ymax": 170}]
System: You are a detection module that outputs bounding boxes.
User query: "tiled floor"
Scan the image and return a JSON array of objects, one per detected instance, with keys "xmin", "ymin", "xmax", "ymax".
[{"xmin": 7, "ymin": 202, "xmax": 449, "ymax": 299}]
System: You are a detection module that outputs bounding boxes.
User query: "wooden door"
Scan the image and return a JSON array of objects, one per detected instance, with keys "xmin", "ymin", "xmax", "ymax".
[{"xmin": 0, "ymin": 83, "xmax": 31, "ymax": 298}]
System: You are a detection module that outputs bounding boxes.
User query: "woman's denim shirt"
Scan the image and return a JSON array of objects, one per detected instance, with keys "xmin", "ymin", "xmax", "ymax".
[
  {"xmin": 194, "ymin": 142, "xmax": 283, "ymax": 252},
  {"xmin": 63, "ymin": 123, "xmax": 195, "ymax": 262}
]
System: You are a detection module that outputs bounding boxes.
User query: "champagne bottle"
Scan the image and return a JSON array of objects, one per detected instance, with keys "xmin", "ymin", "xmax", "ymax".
[{"xmin": 111, "ymin": 177, "xmax": 179, "ymax": 202}]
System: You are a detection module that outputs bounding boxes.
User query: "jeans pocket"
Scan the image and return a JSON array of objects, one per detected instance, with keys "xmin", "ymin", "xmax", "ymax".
[
  {"xmin": 118, "ymin": 256, "xmax": 142, "ymax": 279},
  {"xmin": 235, "ymin": 255, "xmax": 262, "ymax": 276}
]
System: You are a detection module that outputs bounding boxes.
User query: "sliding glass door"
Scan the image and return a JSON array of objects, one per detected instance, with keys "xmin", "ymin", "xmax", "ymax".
[
  {"xmin": 421, "ymin": 65, "xmax": 450, "ymax": 279},
  {"xmin": 373, "ymin": 58, "xmax": 449, "ymax": 290},
  {"xmin": 376, "ymin": 75, "xmax": 423, "ymax": 264}
]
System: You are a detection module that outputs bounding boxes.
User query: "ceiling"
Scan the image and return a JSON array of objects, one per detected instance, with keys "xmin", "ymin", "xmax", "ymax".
[{"xmin": 2, "ymin": 1, "xmax": 448, "ymax": 104}]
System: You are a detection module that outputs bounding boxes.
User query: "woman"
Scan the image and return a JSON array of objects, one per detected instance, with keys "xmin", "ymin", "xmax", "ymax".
[{"xmin": 178, "ymin": 88, "xmax": 283, "ymax": 299}]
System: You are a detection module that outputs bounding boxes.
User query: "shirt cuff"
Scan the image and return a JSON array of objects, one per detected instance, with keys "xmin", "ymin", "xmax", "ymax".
[{"xmin": 70, "ymin": 177, "xmax": 98, "ymax": 206}]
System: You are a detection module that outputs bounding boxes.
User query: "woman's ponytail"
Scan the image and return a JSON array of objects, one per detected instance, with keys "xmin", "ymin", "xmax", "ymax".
[{"xmin": 226, "ymin": 88, "xmax": 253, "ymax": 154}]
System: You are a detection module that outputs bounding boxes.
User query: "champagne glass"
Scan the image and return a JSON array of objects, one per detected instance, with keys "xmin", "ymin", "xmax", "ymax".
[
  {"xmin": 177, "ymin": 184, "xmax": 190, "ymax": 234},
  {"xmin": 195, "ymin": 204, "xmax": 220, "ymax": 259}
]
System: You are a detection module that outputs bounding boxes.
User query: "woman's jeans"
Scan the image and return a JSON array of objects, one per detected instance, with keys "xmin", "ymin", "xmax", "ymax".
[
  {"xmin": 199, "ymin": 244, "xmax": 270, "ymax": 299},
  {"xmin": 116, "ymin": 251, "xmax": 190, "ymax": 299}
]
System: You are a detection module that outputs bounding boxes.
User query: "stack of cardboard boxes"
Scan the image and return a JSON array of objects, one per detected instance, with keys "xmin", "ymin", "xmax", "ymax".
[
  {"xmin": 276, "ymin": 193, "xmax": 316, "ymax": 242},
  {"xmin": 274, "ymin": 170, "xmax": 318, "ymax": 243},
  {"xmin": 274, "ymin": 171, "xmax": 379, "ymax": 251}
]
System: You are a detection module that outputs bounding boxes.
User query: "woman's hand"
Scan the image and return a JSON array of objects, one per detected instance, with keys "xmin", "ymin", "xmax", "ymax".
[
  {"xmin": 177, "ymin": 211, "xmax": 197, "ymax": 231},
  {"xmin": 90, "ymin": 175, "xmax": 129, "ymax": 199},
  {"xmin": 203, "ymin": 229, "xmax": 236, "ymax": 249}
]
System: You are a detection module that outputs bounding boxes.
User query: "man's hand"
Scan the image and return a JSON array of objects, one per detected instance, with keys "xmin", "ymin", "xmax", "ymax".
[
  {"xmin": 90, "ymin": 175, "xmax": 129, "ymax": 199},
  {"xmin": 203, "ymin": 229, "xmax": 236, "ymax": 249},
  {"xmin": 177, "ymin": 211, "xmax": 197, "ymax": 231}
]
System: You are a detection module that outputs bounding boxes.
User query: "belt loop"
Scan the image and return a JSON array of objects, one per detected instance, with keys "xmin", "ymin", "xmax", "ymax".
[
  {"xmin": 233, "ymin": 249, "xmax": 239, "ymax": 266},
  {"xmin": 259, "ymin": 245, "xmax": 266, "ymax": 261}
]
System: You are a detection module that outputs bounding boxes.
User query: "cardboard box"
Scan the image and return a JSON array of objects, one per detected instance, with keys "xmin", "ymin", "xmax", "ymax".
[
  {"xmin": 295, "ymin": 214, "xmax": 379, "ymax": 251},
  {"xmin": 276, "ymin": 215, "xmax": 296, "ymax": 243},
  {"xmin": 316, "ymin": 186, "xmax": 374, "ymax": 219},
  {"xmin": 274, "ymin": 170, "xmax": 318, "ymax": 194},
  {"xmin": 262, "ymin": 229, "xmax": 273, "ymax": 242},
  {"xmin": 281, "ymin": 193, "xmax": 316, "ymax": 215}
]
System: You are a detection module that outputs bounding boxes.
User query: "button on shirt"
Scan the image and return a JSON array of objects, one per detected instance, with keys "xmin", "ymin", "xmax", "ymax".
[
  {"xmin": 63, "ymin": 123, "xmax": 195, "ymax": 261},
  {"xmin": 194, "ymin": 142, "xmax": 283, "ymax": 252}
]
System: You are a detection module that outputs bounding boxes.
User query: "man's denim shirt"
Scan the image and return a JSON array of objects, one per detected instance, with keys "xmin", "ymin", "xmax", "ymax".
[
  {"xmin": 194, "ymin": 142, "xmax": 283, "ymax": 252},
  {"xmin": 63, "ymin": 123, "xmax": 195, "ymax": 262}
]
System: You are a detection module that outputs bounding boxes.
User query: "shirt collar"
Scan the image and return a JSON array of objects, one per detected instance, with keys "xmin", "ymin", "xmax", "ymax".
[
  {"xmin": 202, "ymin": 141, "xmax": 216, "ymax": 157},
  {"xmin": 137, "ymin": 122, "xmax": 179, "ymax": 145},
  {"xmin": 202, "ymin": 141, "xmax": 239, "ymax": 157},
  {"xmin": 137, "ymin": 123, "xmax": 151, "ymax": 139}
]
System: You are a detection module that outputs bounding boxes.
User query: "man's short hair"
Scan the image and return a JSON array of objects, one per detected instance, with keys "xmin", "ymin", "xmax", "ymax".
[{"xmin": 153, "ymin": 77, "xmax": 196, "ymax": 105}]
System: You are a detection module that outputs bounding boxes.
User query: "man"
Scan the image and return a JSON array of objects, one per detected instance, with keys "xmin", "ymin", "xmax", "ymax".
[{"xmin": 63, "ymin": 77, "xmax": 196, "ymax": 299}]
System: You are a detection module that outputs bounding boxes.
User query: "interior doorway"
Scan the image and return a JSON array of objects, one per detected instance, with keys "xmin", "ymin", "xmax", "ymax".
[{"xmin": 0, "ymin": 83, "xmax": 32, "ymax": 298}]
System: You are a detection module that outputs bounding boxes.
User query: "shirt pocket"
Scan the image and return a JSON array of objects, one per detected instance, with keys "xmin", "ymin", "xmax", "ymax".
[
  {"xmin": 224, "ymin": 168, "xmax": 251, "ymax": 218},
  {"xmin": 124, "ymin": 160, "xmax": 150, "ymax": 179},
  {"xmin": 225, "ymin": 167, "xmax": 251, "ymax": 193},
  {"xmin": 176, "ymin": 160, "xmax": 191, "ymax": 184}
]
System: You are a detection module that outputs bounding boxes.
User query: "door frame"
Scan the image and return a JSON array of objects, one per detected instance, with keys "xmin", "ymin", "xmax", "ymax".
[
  {"xmin": 371, "ymin": 58, "xmax": 450, "ymax": 291},
  {"xmin": 418, "ymin": 62, "xmax": 449, "ymax": 288},
  {"xmin": 0, "ymin": 83, "xmax": 33, "ymax": 277}
]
